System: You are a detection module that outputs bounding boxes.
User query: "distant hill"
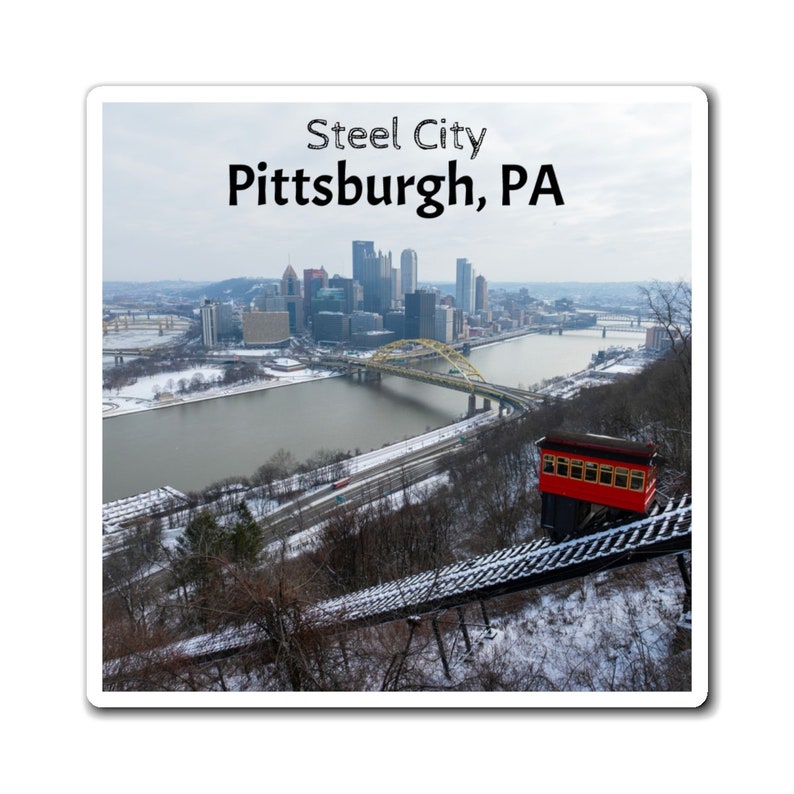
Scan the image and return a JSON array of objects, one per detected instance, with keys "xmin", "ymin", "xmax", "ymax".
[
  {"xmin": 487, "ymin": 281, "xmax": 656, "ymax": 309},
  {"xmin": 103, "ymin": 278, "xmax": 278, "ymax": 304},
  {"xmin": 104, "ymin": 278, "xmax": 658, "ymax": 312}
]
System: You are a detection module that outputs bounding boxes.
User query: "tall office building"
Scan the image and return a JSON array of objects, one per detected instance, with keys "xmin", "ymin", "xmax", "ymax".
[
  {"xmin": 303, "ymin": 267, "xmax": 328, "ymax": 324},
  {"xmin": 280, "ymin": 263, "xmax": 303, "ymax": 333},
  {"xmin": 281, "ymin": 263, "xmax": 300, "ymax": 297},
  {"xmin": 391, "ymin": 266, "xmax": 402, "ymax": 304},
  {"xmin": 456, "ymin": 258, "xmax": 475, "ymax": 315},
  {"xmin": 360, "ymin": 248, "xmax": 392, "ymax": 316},
  {"xmin": 404, "ymin": 290, "xmax": 436, "ymax": 340},
  {"xmin": 400, "ymin": 249, "xmax": 418, "ymax": 298},
  {"xmin": 453, "ymin": 308, "xmax": 465, "ymax": 340},
  {"xmin": 352, "ymin": 240, "xmax": 375, "ymax": 284},
  {"xmin": 475, "ymin": 274, "xmax": 489, "ymax": 312},
  {"xmin": 434, "ymin": 305, "xmax": 454, "ymax": 343},
  {"xmin": 216, "ymin": 301, "xmax": 236, "ymax": 341},
  {"xmin": 200, "ymin": 300, "xmax": 217, "ymax": 348}
]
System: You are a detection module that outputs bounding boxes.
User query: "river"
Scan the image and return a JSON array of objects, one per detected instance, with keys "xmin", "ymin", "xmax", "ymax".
[{"xmin": 102, "ymin": 328, "xmax": 645, "ymax": 502}]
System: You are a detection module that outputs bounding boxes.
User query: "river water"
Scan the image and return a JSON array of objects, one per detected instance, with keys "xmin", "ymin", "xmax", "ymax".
[{"xmin": 102, "ymin": 329, "xmax": 645, "ymax": 502}]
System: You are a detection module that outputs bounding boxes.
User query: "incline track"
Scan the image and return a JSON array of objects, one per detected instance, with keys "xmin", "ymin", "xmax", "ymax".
[
  {"xmin": 311, "ymin": 494, "xmax": 691, "ymax": 629},
  {"xmin": 103, "ymin": 495, "xmax": 691, "ymax": 682}
]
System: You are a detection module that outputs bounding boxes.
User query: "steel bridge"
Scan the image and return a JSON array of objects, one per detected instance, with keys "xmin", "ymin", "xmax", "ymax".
[{"xmin": 332, "ymin": 339, "xmax": 548, "ymax": 415}]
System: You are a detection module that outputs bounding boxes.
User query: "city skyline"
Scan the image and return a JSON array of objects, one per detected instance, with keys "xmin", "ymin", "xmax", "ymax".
[{"xmin": 98, "ymin": 87, "xmax": 702, "ymax": 285}]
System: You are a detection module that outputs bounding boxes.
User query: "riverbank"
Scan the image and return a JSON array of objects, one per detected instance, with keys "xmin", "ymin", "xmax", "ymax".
[
  {"xmin": 102, "ymin": 334, "xmax": 649, "ymax": 419},
  {"xmin": 99, "ymin": 330, "xmax": 547, "ymax": 419},
  {"xmin": 102, "ymin": 363, "xmax": 342, "ymax": 417}
]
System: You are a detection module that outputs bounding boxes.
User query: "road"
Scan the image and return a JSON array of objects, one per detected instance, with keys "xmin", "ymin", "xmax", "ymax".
[{"xmin": 261, "ymin": 433, "xmax": 466, "ymax": 549}]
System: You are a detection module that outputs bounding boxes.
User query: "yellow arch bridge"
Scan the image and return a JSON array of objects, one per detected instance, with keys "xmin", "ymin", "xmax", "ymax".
[{"xmin": 332, "ymin": 339, "xmax": 547, "ymax": 416}]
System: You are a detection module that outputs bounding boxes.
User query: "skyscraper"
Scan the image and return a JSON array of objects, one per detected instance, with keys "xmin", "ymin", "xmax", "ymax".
[
  {"xmin": 303, "ymin": 267, "xmax": 328, "ymax": 324},
  {"xmin": 281, "ymin": 263, "xmax": 300, "ymax": 297},
  {"xmin": 400, "ymin": 248, "xmax": 418, "ymax": 298},
  {"xmin": 216, "ymin": 301, "xmax": 235, "ymax": 340},
  {"xmin": 360, "ymin": 248, "xmax": 392, "ymax": 316},
  {"xmin": 475, "ymin": 274, "xmax": 489, "ymax": 312},
  {"xmin": 456, "ymin": 258, "xmax": 475, "ymax": 315},
  {"xmin": 434, "ymin": 305, "xmax": 455, "ymax": 343},
  {"xmin": 200, "ymin": 300, "xmax": 217, "ymax": 348},
  {"xmin": 280, "ymin": 263, "xmax": 303, "ymax": 333},
  {"xmin": 405, "ymin": 290, "xmax": 436, "ymax": 340},
  {"xmin": 352, "ymin": 240, "xmax": 375, "ymax": 285},
  {"xmin": 391, "ymin": 266, "xmax": 402, "ymax": 304}
]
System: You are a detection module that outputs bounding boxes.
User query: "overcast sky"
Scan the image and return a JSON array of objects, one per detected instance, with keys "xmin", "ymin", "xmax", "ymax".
[{"xmin": 99, "ymin": 87, "xmax": 700, "ymax": 285}]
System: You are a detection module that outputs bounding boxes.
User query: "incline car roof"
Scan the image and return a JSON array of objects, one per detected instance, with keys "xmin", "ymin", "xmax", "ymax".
[{"xmin": 536, "ymin": 431, "xmax": 657, "ymax": 458}]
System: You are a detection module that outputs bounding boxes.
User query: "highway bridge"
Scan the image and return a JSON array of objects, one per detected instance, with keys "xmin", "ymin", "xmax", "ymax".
[
  {"xmin": 102, "ymin": 344, "xmax": 188, "ymax": 365},
  {"xmin": 325, "ymin": 338, "xmax": 550, "ymax": 415}
]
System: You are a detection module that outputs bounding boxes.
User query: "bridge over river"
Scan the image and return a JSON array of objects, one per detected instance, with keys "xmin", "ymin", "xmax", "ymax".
[{"xmin": 323, "ymin": 338, "xmax": 550, "ymax": 416}]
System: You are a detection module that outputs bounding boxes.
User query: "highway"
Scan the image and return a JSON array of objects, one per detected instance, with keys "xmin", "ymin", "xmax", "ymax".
[{"xmin": 262, "ymin": 433, "xmax": 466, "ymax": 549}]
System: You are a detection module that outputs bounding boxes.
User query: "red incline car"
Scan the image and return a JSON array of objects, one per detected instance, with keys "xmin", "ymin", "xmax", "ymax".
[{"xmin": 536, "ymin": 431, "xmax": 658, "ymax": 541}]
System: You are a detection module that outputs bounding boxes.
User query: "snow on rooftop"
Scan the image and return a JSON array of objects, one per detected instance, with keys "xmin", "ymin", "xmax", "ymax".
[{"xmin": 102, "ymin": 486, "xmax": 189, "ymax": 528}]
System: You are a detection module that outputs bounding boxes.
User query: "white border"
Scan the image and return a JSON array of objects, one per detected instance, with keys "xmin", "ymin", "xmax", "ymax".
[{"xmin": 87, "ymin": 85, "xmax": 708, "ymax": 708}]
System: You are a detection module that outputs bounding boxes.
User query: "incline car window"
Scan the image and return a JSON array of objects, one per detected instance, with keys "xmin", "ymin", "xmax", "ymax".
[
  {"xmin": 585, "ymin": 462, "xmax": 598, "ymax": 482},
  {"xmin": 570, "ymin": 459, "xmax": 583, "ymax": 479},
  {"xmin": 615, "ymin": 467, "xmax": 629, "ymax": 488},
  {"xmin": 599, "ymin": 464, "xmax": 613, "ymax": 486},
  {"xmin": 556, "ymin": 457, "xmax": 569, "ymax": 477},
  {"xmin": 630, "ymin": 470, "xmax": 645, "ymax": 491},
  {"xmin": 543, "ymin": 454, "xmax": 555, "ymax": 474}
]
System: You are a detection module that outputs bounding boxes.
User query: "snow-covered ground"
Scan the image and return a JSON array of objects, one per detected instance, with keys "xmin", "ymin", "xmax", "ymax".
[
  {"xmin": 102, "ymin": 361, "xmax": 340, "ymax": 416},
  {"xmin": 103, "ymin": 541, "xmax": 690, "ymax": 697}
]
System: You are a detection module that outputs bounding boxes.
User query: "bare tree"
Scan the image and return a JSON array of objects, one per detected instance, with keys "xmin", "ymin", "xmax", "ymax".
[
  {"xmin": 639, "ymin": 279, "xmax": 692, "ymax": 384},
  {"xmin": 103, "ymin": 518, "xmax": 166, "ymax": 660}
]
